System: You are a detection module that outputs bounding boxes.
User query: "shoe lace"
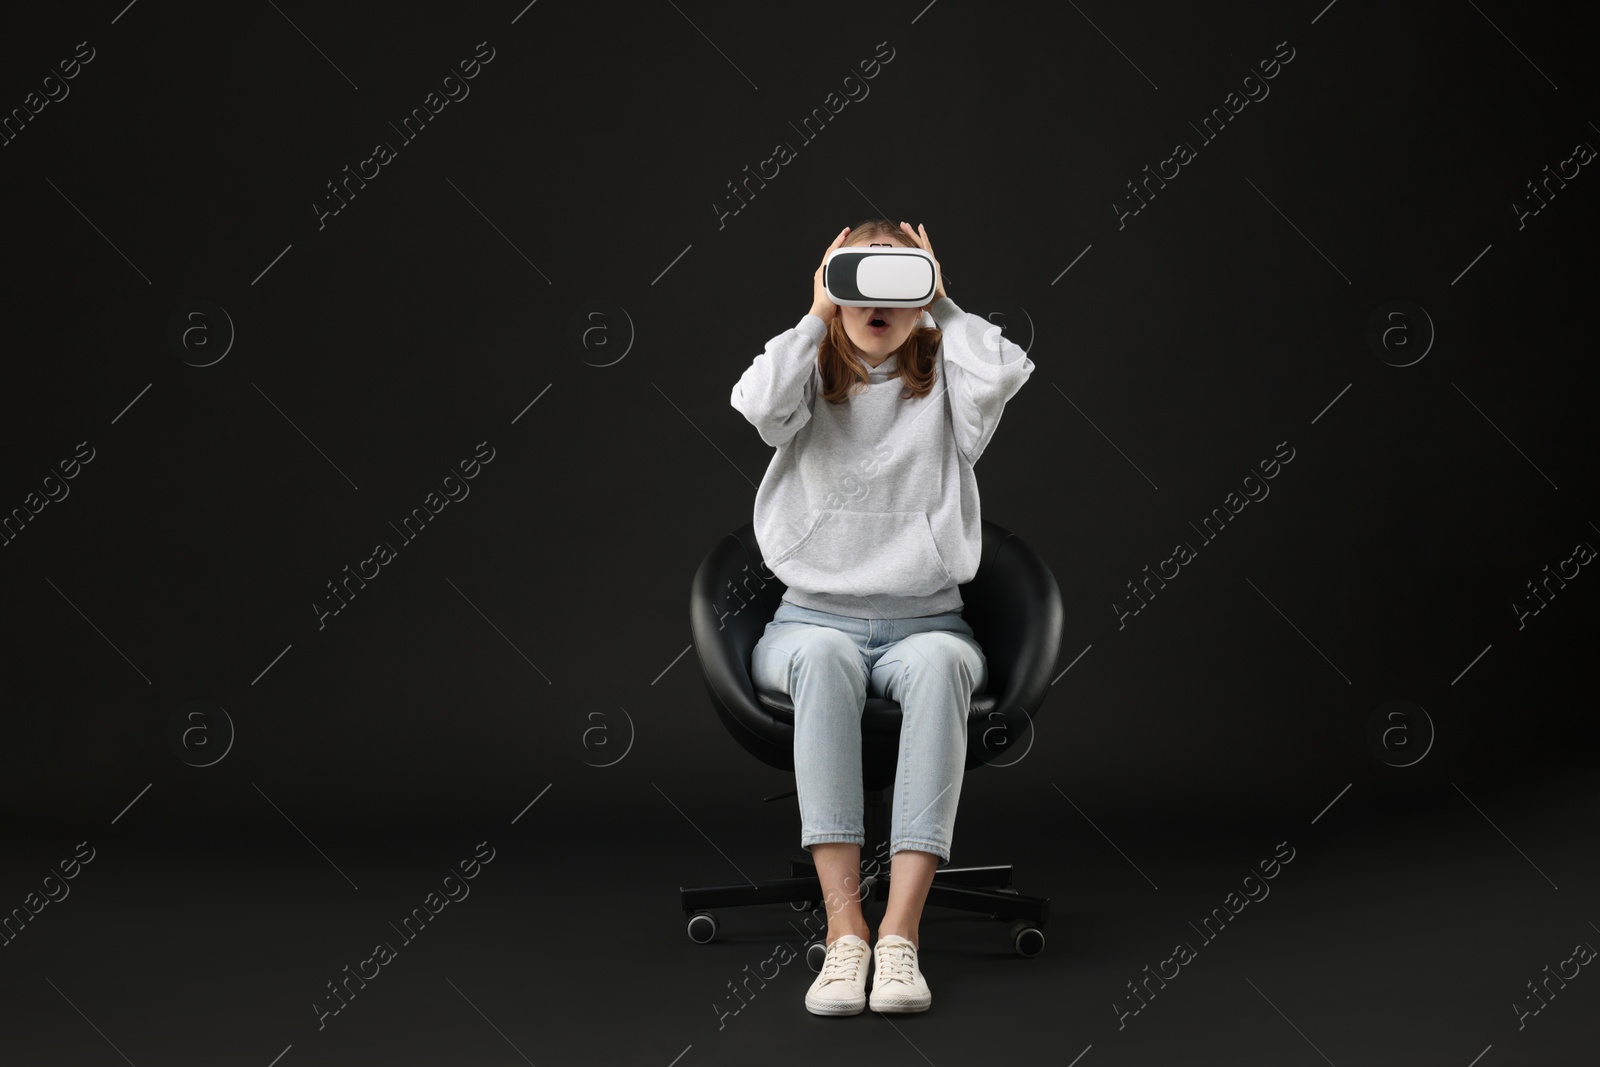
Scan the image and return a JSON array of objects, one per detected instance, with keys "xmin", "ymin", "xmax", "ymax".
[
  {"xmin": 876, "ymin": 941, "xmax": 916, "ymax": 984},
  {"xmin": 819, "ymin": 939, "xmax": 868, "ymax": 984}
]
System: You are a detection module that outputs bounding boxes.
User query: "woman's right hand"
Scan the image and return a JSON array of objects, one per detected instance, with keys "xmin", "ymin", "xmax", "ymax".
[{"xmin": 809, "ymin": 226, "xmax": 850, "ymax": 323}]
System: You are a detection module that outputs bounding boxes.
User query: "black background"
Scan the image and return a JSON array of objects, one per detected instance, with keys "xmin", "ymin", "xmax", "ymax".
[{"xmin": 2, "ymin": 2, "xmax": 1595, "ymax": 1064}]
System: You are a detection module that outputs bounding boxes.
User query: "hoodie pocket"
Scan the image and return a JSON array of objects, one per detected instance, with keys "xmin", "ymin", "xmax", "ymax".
[{"xmin": 767, "ymin": 510, "xmax": 952, "ymax": 598}]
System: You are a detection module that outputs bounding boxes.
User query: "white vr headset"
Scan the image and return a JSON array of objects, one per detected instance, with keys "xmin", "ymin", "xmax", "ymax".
[{"xmin": 823, "ymin": 246, "xmax": 939, "ymax": 307}]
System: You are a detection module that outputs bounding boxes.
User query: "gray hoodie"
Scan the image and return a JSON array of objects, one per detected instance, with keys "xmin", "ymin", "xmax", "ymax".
[{"xmin": 730, "ymin": 296, "xmax": 1033, "ymax": 618}]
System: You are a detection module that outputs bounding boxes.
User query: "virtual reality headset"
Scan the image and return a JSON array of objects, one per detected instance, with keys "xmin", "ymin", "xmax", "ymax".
[{"xmin": 823, "ymin": 246, "xmax": 939, "ymax": 307}]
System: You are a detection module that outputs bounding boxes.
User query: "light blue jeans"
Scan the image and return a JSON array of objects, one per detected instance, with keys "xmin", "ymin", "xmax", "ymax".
[{"xmin": 750, "ymin": 600, "xmax": 987, "ymax": 867}]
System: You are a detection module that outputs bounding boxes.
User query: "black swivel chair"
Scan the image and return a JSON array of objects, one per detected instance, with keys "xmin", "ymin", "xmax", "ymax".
[{"xmin": 683, "ymin": 518, "xmax": 1064, "ymax": 966}]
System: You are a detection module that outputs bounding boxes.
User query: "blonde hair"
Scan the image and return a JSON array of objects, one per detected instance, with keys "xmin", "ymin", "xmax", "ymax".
[{"xmin": 817, "ymin": 218, "xmax": 941, "ymax": 404}]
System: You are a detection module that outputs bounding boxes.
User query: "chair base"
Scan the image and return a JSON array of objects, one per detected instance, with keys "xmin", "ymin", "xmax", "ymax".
[{"xmin": 679, "ymin": 788, "xmax": 1050, "ymax": 956}]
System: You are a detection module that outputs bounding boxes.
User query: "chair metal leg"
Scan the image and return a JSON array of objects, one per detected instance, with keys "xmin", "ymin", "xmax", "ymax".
[
  {"xmin": 679, "ymin": 786, "xmax": 1050, "ymax": 955},
  {"xmin": 931, "ymin": 863, "xmax": 1015, "ymax": 889}
]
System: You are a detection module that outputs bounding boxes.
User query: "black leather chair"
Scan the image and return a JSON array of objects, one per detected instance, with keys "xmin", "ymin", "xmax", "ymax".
[{"xmin": 683, "ymin": 518, "xmax": 1064, "ymax": 965}]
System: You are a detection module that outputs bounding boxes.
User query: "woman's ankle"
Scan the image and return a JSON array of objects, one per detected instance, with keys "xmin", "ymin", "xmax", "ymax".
[
  {"xmin": 876, "ymin": 924, "xmax": 918, "ymax": 949},
  {"xmin": 825, "ymin": 921, "xmax": 871, "ymax": 945}
]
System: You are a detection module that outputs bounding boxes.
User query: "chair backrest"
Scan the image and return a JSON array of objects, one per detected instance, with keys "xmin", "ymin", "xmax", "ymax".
[{"xmin": 689, "ymin": 519, "xmax": 1064, "ymax": 786}]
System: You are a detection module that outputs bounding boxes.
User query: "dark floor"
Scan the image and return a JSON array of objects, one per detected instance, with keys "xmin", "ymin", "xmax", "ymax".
[{"xmin": 3, "ymin": 768, "xmax": 1596, "ymax": 1067}]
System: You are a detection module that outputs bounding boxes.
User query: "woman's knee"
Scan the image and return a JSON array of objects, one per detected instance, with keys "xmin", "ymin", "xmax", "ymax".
[
  {"xmin": 899, "ymin": 632, "xmax": 985, "ymax": 692},
  {"xmin": 790, "ymin": 626, "xmax": 866, "ymax": 688}
]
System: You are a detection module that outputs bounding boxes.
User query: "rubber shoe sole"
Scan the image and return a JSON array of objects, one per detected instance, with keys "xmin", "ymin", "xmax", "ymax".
[
  {"xmin": 805, "ymin": 988, "xmax": 867, "ymax": 1015},
  {"xmin": 869, "ymin": 987, "xmax": 931, "ymax": 1013}
]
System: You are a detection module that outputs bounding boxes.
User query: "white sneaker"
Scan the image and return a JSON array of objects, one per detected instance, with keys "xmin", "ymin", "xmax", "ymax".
[
  {"xmin": 869, "ymin": 934, "xmax": 931, "ymax": 1013},
  {"xmin": 804, "ymin": 934, "xmax": 871, "ymax": 1016}
]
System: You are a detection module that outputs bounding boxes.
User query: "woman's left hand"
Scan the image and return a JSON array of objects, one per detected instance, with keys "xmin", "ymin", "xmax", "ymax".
[{"xmin": 900, "ymin": 221, "xmax": 947, "ymax": 307}]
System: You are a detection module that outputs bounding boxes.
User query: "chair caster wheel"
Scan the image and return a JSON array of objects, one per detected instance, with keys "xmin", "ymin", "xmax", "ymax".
[
  {"xmin": 790, "ymin": 899, "xmax": 816, "ymax": 912},
  {"xmin": 687, "ymin": 911, "xmax": 719, "ymax": 944},
  {"xmin": 1010, "ymin": 921, "xmax": 1044, "ymax": 957},
  {"xmin": 806, "ymin": 940, "xmax": 828, "ymax": 973}
]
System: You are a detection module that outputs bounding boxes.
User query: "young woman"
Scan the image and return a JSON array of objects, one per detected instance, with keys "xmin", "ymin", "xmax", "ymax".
[{"xmin": 730, "ymin": 219, "xmax": 1034, "ymax": 1016}]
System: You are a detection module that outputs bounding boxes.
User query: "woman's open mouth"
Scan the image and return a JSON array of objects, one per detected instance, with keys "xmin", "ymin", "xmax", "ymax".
[{"xmin": 867, "ymin": 315, "xmax": 889, "ymax": 335}]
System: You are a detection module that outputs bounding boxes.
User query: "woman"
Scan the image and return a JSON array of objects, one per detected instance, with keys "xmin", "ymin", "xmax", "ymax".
[{"xmin": 730, "ymin": 219, "xmax": 1034, "ymax": 1015}]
